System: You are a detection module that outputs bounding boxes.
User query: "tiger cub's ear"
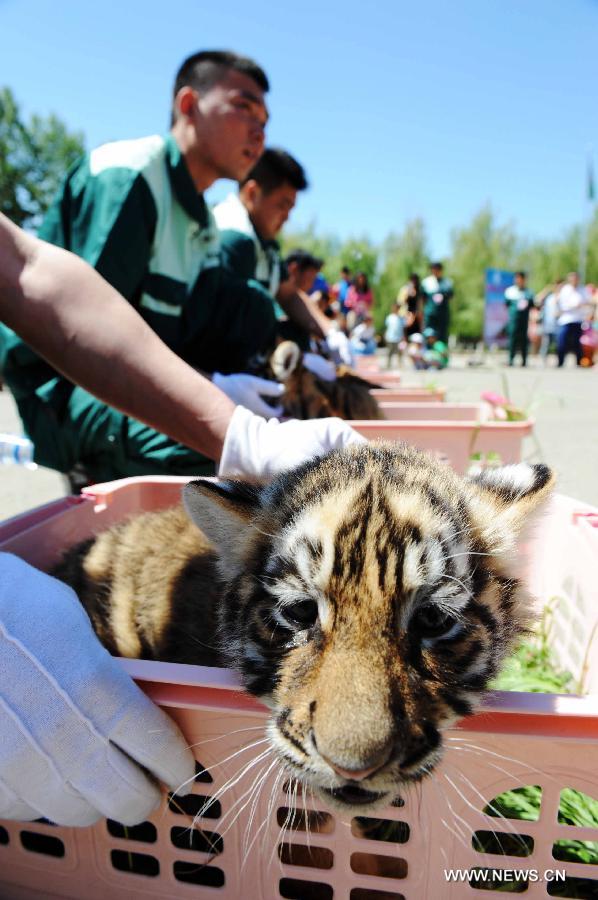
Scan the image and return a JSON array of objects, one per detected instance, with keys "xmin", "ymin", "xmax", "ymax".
[
  {"xmin": 183, "ymin": 479, "xmax": 261, "ymax": 574},
  {"xmin": 466, "ymin": 462, "xmax": 555, "ymax": 558}
]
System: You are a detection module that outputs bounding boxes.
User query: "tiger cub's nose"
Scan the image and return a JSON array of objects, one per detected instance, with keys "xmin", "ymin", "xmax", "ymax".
[{"xmin": 320, "ymin": 743, "xmax": 393, "ymax": 782}]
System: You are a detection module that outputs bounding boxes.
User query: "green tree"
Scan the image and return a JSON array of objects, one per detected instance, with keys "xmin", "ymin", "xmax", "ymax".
[
  {"xmin": 279, "ymin": 220, "xmax": 341, "ymax": 270},
  {"xmin": 337, "ymin": 236, "xmax": 378, "ymax": 286},
  {"xmin": 516, "ymin": 211, "xmax": 598, "ymax": 290},
  {"xmin": 0, "ymin": 87, "xmax": 84, "ymax": 229},
  {"xmin": 584, "ymin": 209, "xmax": 598, "ymax": 284}
]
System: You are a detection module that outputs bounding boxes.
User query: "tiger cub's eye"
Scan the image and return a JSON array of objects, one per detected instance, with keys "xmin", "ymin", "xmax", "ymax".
[
  {"xmin": 412, "ymin": 604, "xmax": 456, "ymax": 640},
  {"xmin": 282, "ymin": 599, "xmax": 319, "ymax": 628}
]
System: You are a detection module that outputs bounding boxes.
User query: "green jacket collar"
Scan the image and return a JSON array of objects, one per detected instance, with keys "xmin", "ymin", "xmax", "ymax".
[
  {"xmin": 256, "ymin": 232, "xmax": 280, "ymax": 255},
  {"xmin": 165, "ymin": 134, "xmax": 209, "ymax": 228}
]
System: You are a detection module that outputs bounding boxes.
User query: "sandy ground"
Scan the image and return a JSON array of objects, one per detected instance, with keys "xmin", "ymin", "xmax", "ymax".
[{"xmin": 0, "ymin": 350, "xmax": 596, "ymax": 523}]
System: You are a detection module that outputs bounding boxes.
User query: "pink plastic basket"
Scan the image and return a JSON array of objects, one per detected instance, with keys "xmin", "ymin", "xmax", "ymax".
[
  {"xmin": 1, "ymin": 481, "xmax": 597, "ymax": 900},
  {"xmin": 353, "ymin": 356, "xmax": 385, "ymax": 371},
  {"xmin": 351, "ymin": 419, "xmax": 534, "ymax": 473},
  {"xmin": 378, "ymin": 402, "xmax": 481, "ymax": 422},
  {"xmin": 359, "ymin": 372, "xmax": 405, "ymax": 387},
  {"xmin": 370, "ymin": 386, "xmax": 447, "ymax": 403}
]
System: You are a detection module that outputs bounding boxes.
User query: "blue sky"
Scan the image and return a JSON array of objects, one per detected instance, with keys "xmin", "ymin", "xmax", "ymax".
[{"xmin": 2, "ymin": 0, "xmax": 598, "ymax": 257}]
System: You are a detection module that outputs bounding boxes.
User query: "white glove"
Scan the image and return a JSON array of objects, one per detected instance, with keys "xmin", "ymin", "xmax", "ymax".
[
  {"xmin": 303, "ymin": 352, "xmax": 337, "ymax": 382},
  {"xmin": 213, "ymin": 372, "xmax": 285, "ymax": 419},
  {"xmin": 325, "ymin": 328, "xmax": 354, "ymax": 366},
  {"xmin": 0, "ymin": 554, "xmax": 195, "ymax": 827},
  {"xmin": 219, "ymin": 405, "xmax": 366, "ymax": 482}
]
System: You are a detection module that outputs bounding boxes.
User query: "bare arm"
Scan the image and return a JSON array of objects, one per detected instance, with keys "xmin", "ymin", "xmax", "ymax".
[
  {"xmin": 0, "ymin": 214, "xmax": 234, "ymax": 461},
  {"xmin": 276, "ymin": 279, "xmax": 332, "ymax": 339}
]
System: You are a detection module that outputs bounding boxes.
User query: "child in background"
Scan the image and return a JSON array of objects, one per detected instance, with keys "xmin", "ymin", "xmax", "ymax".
[
  {"xmin": 422, "ymin": 327, "xmax": 449, "ymax": 369},
  {"xmin": 350, "ymin": 313, "xmax": 378, "ymax": 355},
  {"xmin": 407, "ymin": 333, "xmax": 426, "ymax": 369},
  {"xmin": 384, "ymin": 302, "xmax": 405, "ymax": 369}
]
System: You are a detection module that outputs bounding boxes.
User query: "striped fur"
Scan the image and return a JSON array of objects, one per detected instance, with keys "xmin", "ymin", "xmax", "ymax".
[
  {"xmin": 55, "ymin": 443, "xmax": 554, "ymax": 813},
  {"xmin": 256, "ymin": 340, "xmax": 383, "ymax": 420},
  {"xmin": 280, "ymin": 361, "xmax": 383, "ymax": 420}
]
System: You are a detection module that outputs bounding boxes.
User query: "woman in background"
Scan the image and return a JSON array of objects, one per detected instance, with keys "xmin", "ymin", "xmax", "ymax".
[
  {"xmin": 398, "ymin": 273, "xmax": 423, "ymax": 338},
  {"xmin": 345, "ymin": 272, "xmax": 374, "ymax": 331}
]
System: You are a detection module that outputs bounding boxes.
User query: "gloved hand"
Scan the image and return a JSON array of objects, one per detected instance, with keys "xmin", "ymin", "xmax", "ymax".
[
  {"xmin": 325, "ymin": 328, "xmax": 354, "ymax": 366},
  {"xmin": 303, "ymin": 352, "xmax": 337, "ymax": 382},
  {"xmin": 219, "ymin": 405, "xmax": 366, "ymax": 482},
  {"xmin": 0, "ymin": 554, "xmax": 195, "ymax": 827},
  {"xmin": 213, "ymin": 372, "xmax": 284, "ymax": 419}
]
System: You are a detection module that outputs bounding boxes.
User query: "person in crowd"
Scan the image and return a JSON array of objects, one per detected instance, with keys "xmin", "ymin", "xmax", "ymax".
[
  {"xmin": 407, "ymin": 332, "xmax": 426, "ymax": 369},
  {"xmin": 384, "ymin": 301, "xmax": 405, "ymax": 369},
  {"xmin": 421, "ymin": 262, "xmax": 452, "ymax": 344},
  {"xmin": 310, "ymin": 271, "xmax": 329, "ymax": 296},
  {"xmin": 536, "ymin": 279, "xmax": 563, "ymax": 365},
  {"xmin": 333, "ymin": 266, "xmax": 352, "ymax": 317},
  {"xmin": 397, "ymin": 273, "xmax": 423, "ymax": 338},
  {"xmin": 422, "ymin": 326, "xmax": 449, "ymax": 369},
  {"xmin": 311, "ymin": 286, "xmax": 336, "ymax": 320},
  {"xmin": 0, "ymin": 213, "xmax": 365, "ymax": 829},
  {"xmin": 504, "ymin": 271, "xmax": 535, "ymax": 367},
  {"xmin": 349, "ymin": 313, "xmax": 377, "ymax": 355},
  {"xmin": 579, "ymin": 285, "xmax": 598, "ymax": 367},
  {"xmin": 280, "ymin": 249, "xmax": 336, "ymax": 352},
  {"xmin": 213, "ymin": 148, "xmax": 351, "ymax": 363},
  {"xmin": 345, "ymin": 272, "xmax": 374, "ymax": 331},
  {"xmin": 0, "ymin": 50, "xmax": 317, "ymax": 485},
  {"xmin": 284, "ymin": 247, "xmax": 324, "ymax": 294},
  {"xmin": 284, "ymin": 249, "xmax": 323, "ymax": 294},
  {"xmin": 556, "ymin": 272, "xmax": 588, "ymax": 367},
  {"xmin": 528, "ymin": 304, "xmax": 542, "ymax": 357}
]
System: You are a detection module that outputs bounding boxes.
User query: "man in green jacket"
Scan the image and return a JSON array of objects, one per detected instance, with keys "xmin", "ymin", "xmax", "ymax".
[
  {"xmin": 421, "ymin": 261, "xmax": 453, "ymax": 344},
  {"xmin": 213, "ymin": 147, "xmax": 353, "ymax": 361},
  {"xmin": 0, "ymin": 50, "xmax": 287, "ymax": 483},
  {"xmin": 504, "ymin": 271, "xmax": 535, "ymax": 366}
]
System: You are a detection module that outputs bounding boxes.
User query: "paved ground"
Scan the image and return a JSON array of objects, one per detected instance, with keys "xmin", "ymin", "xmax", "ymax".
[
  {"xmin": 0, "ymin": 351, "xmax": 596, "ymax": 522},
  {"xmin": 424, "ymin": 354, "xmax": 598, "ymax": 505}
]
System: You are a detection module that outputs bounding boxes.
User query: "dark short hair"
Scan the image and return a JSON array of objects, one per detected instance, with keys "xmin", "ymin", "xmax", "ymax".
[
  {"xmin": 341, "ymin": 266, "xmax": 351, "ymax": 275},
  {"xmin": 286, "ymin": 248, "xmax": 323, "ymax": 271},
  {"xmin": 172, "ymin": 50, "xmax": 269, "ymax": 122},
  {"xmin": 431, "ymin": 261, "xmax": 443, "ymax": 270},
  {"xmin": 241, "ymin": 147, "xmax": 308, "ymax": 193},
  {"xmin": 515, "ymin": 271, "xmax": 526, "ymax": 279}
]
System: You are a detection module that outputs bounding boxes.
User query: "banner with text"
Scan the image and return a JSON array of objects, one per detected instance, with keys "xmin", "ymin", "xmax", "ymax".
[{"xmin": 484, "ymin": 268, "xmax": 514, "ymax": 347}]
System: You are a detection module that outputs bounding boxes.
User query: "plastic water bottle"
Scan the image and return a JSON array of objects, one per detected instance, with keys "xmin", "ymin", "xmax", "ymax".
[{"xmin": 0, "ymin": 434, "xmax": 37, "ymax": 469}]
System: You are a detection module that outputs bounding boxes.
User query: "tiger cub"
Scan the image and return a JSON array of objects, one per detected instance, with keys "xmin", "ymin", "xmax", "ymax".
[
  {"xmin": 54, "ymin": 443, "xmax": 554, "ymax": 813},
  {"xmin": 264, "ymin": 340, "xmax": 384, "ymax": 421}
]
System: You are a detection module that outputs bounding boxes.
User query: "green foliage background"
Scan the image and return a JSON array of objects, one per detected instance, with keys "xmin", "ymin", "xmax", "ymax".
[
  {"xmin": 0, "ymin": 87, "xmax": 84, "ymax": 230},
  {"xmin": 2, "ymin": 84, "xmax": 597, "ymax": 341}
]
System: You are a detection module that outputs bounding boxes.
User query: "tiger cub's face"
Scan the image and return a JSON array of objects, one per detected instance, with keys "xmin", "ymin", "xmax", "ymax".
[{"xmin": 184, "ymin": 443, "xmax": 554, "ymax": 814}]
